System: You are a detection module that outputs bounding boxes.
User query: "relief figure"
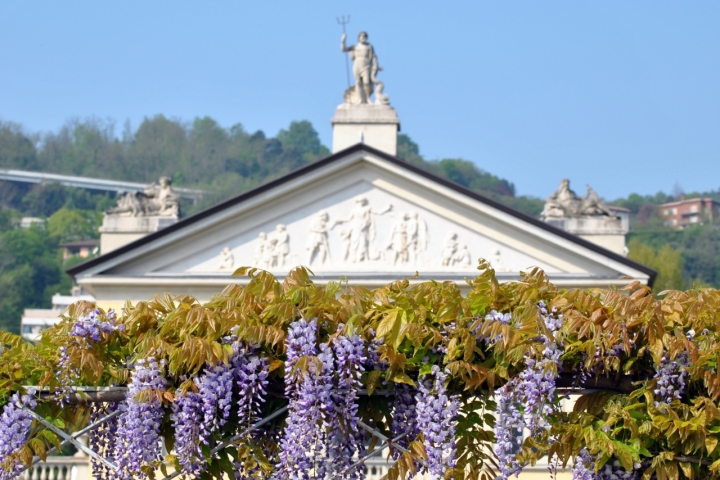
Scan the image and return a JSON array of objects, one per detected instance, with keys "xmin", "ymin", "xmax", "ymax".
[
  {"xmin": 441, "ymin": 233, "xmax": 459, "ymax": 267},
  {"xmin": 386, "ymin": 212, "xmax": 410, "ymax": 265},
  {"xmin": 306, "ymin": 211, "xmax": 332, "ymax": 265},
  {"xmin": 219, "ymin": 247, "xmax": 234, "ymax": 271},
  {"xmin": 332, "ymin": 196, "xmax": 392, "ymax": 263}
]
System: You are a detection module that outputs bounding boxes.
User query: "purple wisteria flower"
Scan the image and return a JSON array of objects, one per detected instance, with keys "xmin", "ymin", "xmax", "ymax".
[
  {"xmin": 0, "ymin": 389, "xmax": 37, "ymax": 480},
  {"xmin": 69, "ymin": 309, "xmax": 123, "ymax": 342},
  {"xmin": 653, "ymin": 331, "xmax": 693, "ymax": 410},
  {"xmin": 231, "ymin": 342, "xmax": 270, "ymax": 480},
  {"xmin": 571, "ymin": 448, "xmax": 595, "ymax": 480},
  {"xmin": 329, "ymin": 334, "xmax": 366, "ymax": 480},
  {"xmin": 173, "ymin": 391, "xmax": 205, "ymax": 477},
  {"xmin": 653, "ymin": 353, "xmax": 690, "ymax": 408},
  {"xmin": 196, "ymin": 361, "xmax": 234, "ymax": 439},
  {"xmin": 88, "ymin": 402, "xmax": 119, "ymax": 480},
  {"xmin": 56, "ymin": 309, "xmax": 124, "ymax": 406},
  {"xmin": 495, "ymin": 383, "xmax": 523, "ymax": 480},
  {"xmin": 391, "ymin": 382, "xmax": 418, "ymax": 459},
  {"xmin": 274, "ymin": 318, "xmax": 322, "ymax": 480},
  {"xmin": 416, "ymin": 365, "xmax": 459, "ymax": 478},
  {"xmin": 232, "ymin": 343, "xmax": 270, "ymax": 432},
  {"xmin": 494, "ymin": 302, "xmax": 563, "ymax": 480},
  {"xmin": 478, "ymin": 310, "xmax": 512, "ymax": 344},
  {"xmin": 366, "ymin": 328, "xmax": 388, "ymax": 371},
  {"xmin": 114, "ymin": 357, "xmax": 167, "ymax": 476},
  {"xmin": 597, "ymin": 461, "xmax": 639, "ymax": 480}
]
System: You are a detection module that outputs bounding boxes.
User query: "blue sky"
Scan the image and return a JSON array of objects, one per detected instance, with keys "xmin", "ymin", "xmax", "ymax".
[{"xmin": 1, "ymin": 2, "xmax": 718, "ymax": 199}]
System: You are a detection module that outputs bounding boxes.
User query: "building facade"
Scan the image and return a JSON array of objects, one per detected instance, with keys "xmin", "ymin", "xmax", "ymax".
[{"xmin": 660, "ymin": 197, "xmax": 720, "ymax": 229}]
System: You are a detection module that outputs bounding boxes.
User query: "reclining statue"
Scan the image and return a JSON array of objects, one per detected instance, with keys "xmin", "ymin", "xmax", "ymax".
[
  {"xmin": 541, "ymin": 179, "xmax": 616, "ymax": 220},
  {"xmin": 106, "ymin": 176, "xmax": 180, "ymax": 218}
]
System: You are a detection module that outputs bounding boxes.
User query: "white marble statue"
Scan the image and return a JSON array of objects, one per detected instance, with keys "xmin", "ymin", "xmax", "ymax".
[
  {"xmin": 332, "ymin": 196, "xmax": 392, "ymax": 263},
  {"xmin": 106, "ymin": 176, "xmax": 180, "ymax": 218},
  {"xmin": 341, "ymin": 31, "xmax": 387, "ymax": 105},
  {"xmin": 541, "ymin": 179, "xmax": 616, "ymax": 219},
  {"xmin": 219, "ymin": 247, "xmax": 234, "ymax": 270},
  {"xmin": 306, "ymin": 211, "xmax": 332, "ymax": 265}
]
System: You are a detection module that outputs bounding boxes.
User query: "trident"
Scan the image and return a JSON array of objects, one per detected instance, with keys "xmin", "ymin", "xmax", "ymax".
[{"xmin": 337, "ymin": 15, "xmax": 351, "ymax": 88}]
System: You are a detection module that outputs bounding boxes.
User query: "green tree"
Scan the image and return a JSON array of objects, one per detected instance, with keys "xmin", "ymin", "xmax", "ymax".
[
  {"xmin": 47, "ymin": 208, "xmax": 100, "ymax": 243},
  {"xmin": 0, "ymin": 122, "xmax": 38, "ymax": 170},
  {"xmin": 396, "ymin": 133, "xmax": 425, "ymax": 165},
  {"xmin": 0, "ymin": 226, "xmax": 64, "ymax": 332},
  {"xmin": 627, "ymin": 238, "xmax": 684, "ymax": 292},
  {"xmin": 127, "ymin": 115, "xmax": 187, "ymax": 182},
  {"xmin": 277, "ymin": 120, "xmax": 329, "ymax": 161},
  {"xmin": 21, "ymin": 182, "xmax": 68, "ymax": 217},
  {"xmin": 38, "ymin": 118, "xmax": 125, "ymax": 179}
]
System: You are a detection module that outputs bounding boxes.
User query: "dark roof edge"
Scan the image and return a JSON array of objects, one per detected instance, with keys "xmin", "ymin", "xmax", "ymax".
[{"xmin": 67, "ymin": 143, "xmax": 657, "ymax": 287}]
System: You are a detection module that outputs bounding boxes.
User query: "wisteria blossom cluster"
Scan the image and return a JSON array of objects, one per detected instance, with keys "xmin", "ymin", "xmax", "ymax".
[
  {"xmin": 366, "ymin": 328, "xmax": 388, "ymax": 371},
  {"xmin": 275, "ymin": 318, "xmax": 322, "ymax": 479},
  {"xmin": 88, "ymin": 402, "xmax": 119, "ymax": 480},
  {"xmin": 197, "ymin": 362, "xmax": 234, "ymax": 437},
  {"xmin": 173, "ymin": 390, "xmax": 206, "ymax": 477},
  {"xmin": 391, "ymin": 383, "xmax": 418, "ymax": 458},
  {"xmin": 653, "ymin": 352, "xmax": 690, "ymax": 409},
  {"xmin": 494, "ymin": 302, "xmax": 563, "ymax": 480},
  {"xmin": 416, "ymin": 366, "xmax": 459, "ymax": 478},
  {"xmin": 115, "ymin": 357, "xmax": 167, "ymax": 475},
  {"xmin": 596, "ymin": 461, "xmax": 639, "ymax": 480},
  {"xmin": 173, "ymin": 342, "xmax": 270, "ymax": 477},
  {"xmin": 571, "ymin": 449, "xmax": 595, "ymax": 480},
  {"xmin": 56, "ymin": 309, "xmax": 124, "ymax": 406},
  {"xmin": 477, "ymin": 310, "xmax": 512, "ymax": 344},
  {"xmin": 275, "ymin": 319, "xmax": 369, "ymax": 480},
  {"xmin": 0, "ymin": 389, "xmax": 36, "ymax": 480},
  {"xmin": 232, "ymin": 343, "xmax": 270, "ymax": 432},
  {"xmin": 69, "ymin": 309, "xmax": 124, "ymax": 343},
  {"xmin": 652, "ymin": 329, "xmax": 694, "ymax": 409},
  {"xmin": 329, "ymin": 333, "xmax": 366, "ymax": 480}
]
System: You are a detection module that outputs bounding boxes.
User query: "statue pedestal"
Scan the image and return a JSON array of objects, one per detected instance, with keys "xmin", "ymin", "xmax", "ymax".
[
  {"xmin": 99, "ymin": 215, "xmax": 178, "ymax": 254},
  {"xmin": 544, "ymin": 215, "xmax": 628, "ymax": 255},
  {"xmin": 331, "ymin": 104, "xmax": 400, "ymax": 155}
]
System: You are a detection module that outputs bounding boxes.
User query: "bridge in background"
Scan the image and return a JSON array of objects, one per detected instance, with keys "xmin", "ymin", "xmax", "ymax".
[{"xmin": 0, "ymin": 168, "xmax": 208, "ymax": 201}]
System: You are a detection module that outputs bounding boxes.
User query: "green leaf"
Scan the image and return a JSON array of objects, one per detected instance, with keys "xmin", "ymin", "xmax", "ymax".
[
  {"xmin": 418, "ymin": 363, "xmax": 434, "ymax": 377},
  {"xmin": 390, "ymin": 372, "xmax": 416, "ymax": 387}
]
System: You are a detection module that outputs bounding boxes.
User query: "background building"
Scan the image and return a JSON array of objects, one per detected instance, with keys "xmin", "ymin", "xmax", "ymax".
[{"xmin": 660, "ymin": 197, "xmax": 720, "ymax": 229}]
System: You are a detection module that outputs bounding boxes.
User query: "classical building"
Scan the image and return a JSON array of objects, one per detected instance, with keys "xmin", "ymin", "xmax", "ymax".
[
  {"xmin": 69, "ymin": 147, "xmax": 655, "ymax": 311},
  {"xmin": 69, "ymin": 32, "xmax": 654, "ymax": 313},
  {"xmin": 660, "ymin": 196, "xmax": 720, "ymax": 229},
  {"xmin": 63, "ymin": 30, "xmax": 655, "ymax": 480}
]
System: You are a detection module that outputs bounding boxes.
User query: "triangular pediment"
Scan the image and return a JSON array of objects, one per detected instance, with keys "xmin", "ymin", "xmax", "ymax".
[{"xmin": 70, "ymin": 145, "xmax": 653, "ymax": 289}]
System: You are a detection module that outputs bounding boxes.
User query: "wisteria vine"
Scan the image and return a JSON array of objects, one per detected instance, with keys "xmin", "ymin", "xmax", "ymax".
[
  {"xmin": 492, "ymin": 301, "xmax": 563, "ymax": 480},
  {"xmin": 115, "ymin": 357, "xmax": 167, "ymax": 476},
  {"xmin": 0, "ymin": 390, "xmax": 36, "ymax": 480}
]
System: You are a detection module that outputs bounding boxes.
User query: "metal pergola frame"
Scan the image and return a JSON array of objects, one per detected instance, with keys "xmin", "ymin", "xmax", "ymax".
[{"xmin": 17, "ymin": 386, "xmax": 426, "ymax": 480}]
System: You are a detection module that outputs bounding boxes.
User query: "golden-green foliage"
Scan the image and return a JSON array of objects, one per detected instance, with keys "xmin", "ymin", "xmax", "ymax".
[{"xmin": 2, "ymin": 263, "xmax": 720, "ymax": 479}]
